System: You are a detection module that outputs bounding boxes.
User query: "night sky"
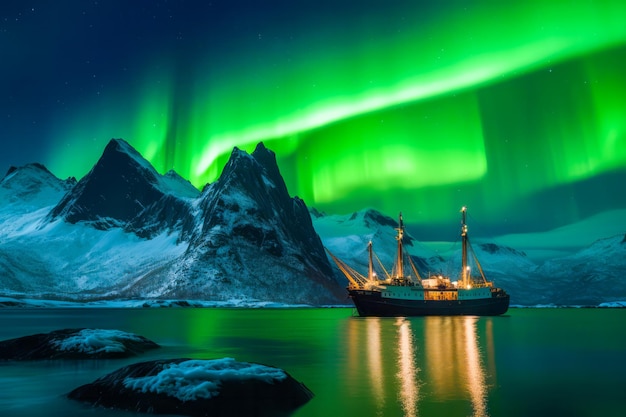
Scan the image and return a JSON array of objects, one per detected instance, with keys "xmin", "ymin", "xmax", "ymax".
[{"xmin": 1, "ymin": 1, "xmax": 625, "ymax": 246}]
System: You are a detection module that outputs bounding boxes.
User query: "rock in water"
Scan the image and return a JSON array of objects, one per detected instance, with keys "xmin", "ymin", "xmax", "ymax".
[
  {"xmin": 0, "ymin": 328, "xmax": 159, "ymax": 360},
  {"xmin": 68, "ymin": 357, "xmax": 314, "ymax": 417}
]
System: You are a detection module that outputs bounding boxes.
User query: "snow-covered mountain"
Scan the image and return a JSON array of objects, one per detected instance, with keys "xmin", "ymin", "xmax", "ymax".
[
  {"xmin": 47, "ymin": 139, "xmax": 199, "ymax": 239},
  {"xmin": 0, "ymin": 163, "xmax": 74, "ymax": 218},
  {"xmin": 126, "ymin": 143, "xmax": 344, "ymax": 303},
  {"xmin": 0, "ymin": 140, "xmax": 344, "ymax": 304},
  {"xmin": 534, "ymin": 234, "xmax": 626, "ymax": 305},
  {"xmin": 1, "ymin": 140, "xmax": 624, "ymax": 306}
]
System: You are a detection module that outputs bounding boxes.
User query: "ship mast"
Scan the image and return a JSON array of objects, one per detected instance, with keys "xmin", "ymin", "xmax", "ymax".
[
  {"xmin": 368, "ymin": 241, "xmax": 375, "ymax": 283},
  {"xmin": 461, "ymin": 206, "xmax": 469, "ymax": 288},
  {"xmin": 395, "ymin": 212, "xmax": 404, "ymax": 279}
]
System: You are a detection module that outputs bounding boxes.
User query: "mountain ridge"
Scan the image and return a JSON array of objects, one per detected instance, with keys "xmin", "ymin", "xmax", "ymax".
[
  {"xmin": 1, "ymin": 140, "xmax": 624, "ymax": 306},
  {"xmin": 0, "ymin": 139, "xmax": 344, "ymax": 304}
]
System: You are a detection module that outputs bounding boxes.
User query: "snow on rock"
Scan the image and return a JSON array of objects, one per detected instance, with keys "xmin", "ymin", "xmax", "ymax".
[
  {"xmin": 123, "ymin": 358, "xmax": 287, "ymax": 401},
  {"xmin": 52, "ymin": 329, "xmax": 151, "ymax": 355},
  {"xmin": 68, "ymin": 357, "xmax": 314, "ymax": 417},
  {"xmin": 0, "ymin": 328, "xmax": 159, "ymax": 360}
]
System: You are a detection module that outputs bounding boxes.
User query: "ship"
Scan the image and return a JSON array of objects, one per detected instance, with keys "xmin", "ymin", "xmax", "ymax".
[{"xmin": 326, "ymin": 207, "xmax": 510, "ymax": 316}]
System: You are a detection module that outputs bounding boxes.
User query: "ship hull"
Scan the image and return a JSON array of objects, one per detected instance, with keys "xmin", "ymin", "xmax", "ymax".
[{"xmin": 348, "ymin": 289, "xmax": 510, "ymax": 317}]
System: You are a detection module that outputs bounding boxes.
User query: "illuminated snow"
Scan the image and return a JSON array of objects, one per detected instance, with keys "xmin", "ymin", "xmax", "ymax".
[
  {"xmin": 123, "ymin": 358, "xmax": 287, "ymax": 401},
  {"xmin": 51, "ymin": 329, "xmax": 146, "ymax": 354}
]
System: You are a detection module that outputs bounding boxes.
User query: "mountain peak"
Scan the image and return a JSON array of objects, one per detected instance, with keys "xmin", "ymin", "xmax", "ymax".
[
  {"xmin": 2, "ymin": 140, "xmax": 343, "ymax": 304},
  {"xmin": 187, "ymin": 142, "xmax": 342, "ymax": 303},
  {"xmin": 1, "ymin": 162, "xmax": 72, "ymax": 208},
  {"xmin": 251, "ymin": 142, "xmax": 285, "ymax": 189},
  {"xmin": 218, "ymin": 142, "xmax": 289, "ymax": 198},
  {"xmin": 102, "ymin": 138, "xmax": 156, "ymax": 175},
  {"xmin": 347, "ymin": 208, "xmax": 400, "ymax": 230},
  {"xmin": 251, "ymin": 141, "xmax": 272, "ymax": 159},
  {"xmin": 478, "ymin": 242, "xmax": 527, "ymax": 257},
  {"xmin": 105, "ymin": 138, "xmax": 138, "ymax": 154},
  {"xmin": 48, "ymin": 138, "xmax": 197, "ymax": 234},
  {"xmin": 2, "ymin": 162, "xmax": 55, "ymax": 183}
]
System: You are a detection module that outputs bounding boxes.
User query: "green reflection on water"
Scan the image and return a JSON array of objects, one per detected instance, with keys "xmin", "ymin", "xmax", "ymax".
[{"xmin": 1, "ymin": 308, "xmax": 625, "ymax": 417}]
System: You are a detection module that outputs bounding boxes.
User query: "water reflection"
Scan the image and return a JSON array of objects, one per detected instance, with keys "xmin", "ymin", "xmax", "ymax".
[
  {"xmin": 464, "ymin": 317, "xmax": 488, "ymax": 417},
  {"xmin": 396, "ymin": 318, "xmax": 419, "ymax": 417},
  {"xmin": 348, "ymin": 315, "xmax": 495, "ymax": 417},
  {"xmin": 366, "ymin": 318, "xmax": 385, "ymax": 415}
]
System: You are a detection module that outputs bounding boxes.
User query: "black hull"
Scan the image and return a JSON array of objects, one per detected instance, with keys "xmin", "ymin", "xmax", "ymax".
[{"xmin": 348, "ymin": 289, "xmax": 510, "ymax": 317}]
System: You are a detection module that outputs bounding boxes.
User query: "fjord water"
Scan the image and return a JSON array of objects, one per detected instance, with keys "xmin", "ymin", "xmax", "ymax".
[{"xmin": 0, "ymin": 308, "xmax": 625, "ymax": 417}]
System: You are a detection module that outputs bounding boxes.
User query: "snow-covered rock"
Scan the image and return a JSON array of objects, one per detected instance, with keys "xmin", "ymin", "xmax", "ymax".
[
  {"xmin": 68, "ymin": 357, "xmax": 313, "ymax": 417},
  {"xmin": 0, "ymin": 328, "xmax": 159, "ymax": 360}
]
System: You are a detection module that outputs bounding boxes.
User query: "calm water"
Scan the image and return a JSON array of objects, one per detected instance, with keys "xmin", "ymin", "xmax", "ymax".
[{"xmin": 0, "ymin": 308, "xmax": 625, "ymax": 417}]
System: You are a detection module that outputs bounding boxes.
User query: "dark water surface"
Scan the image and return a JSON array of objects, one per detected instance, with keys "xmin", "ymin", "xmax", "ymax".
[{"xmin": 0, "ymin": 308, "xmax": 625, "ymax": 416}]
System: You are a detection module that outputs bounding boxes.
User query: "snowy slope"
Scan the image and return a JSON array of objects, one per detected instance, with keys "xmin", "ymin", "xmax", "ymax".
[
  {"xmin": 534, "ymin": 234, "xmax": 626, "ymax": 305},
  {"xmin": 0, "ymin": 214, "xmax": 187, "ymax": 297},
  {"xmin": 0, "ymin": 140, "xmax": 344, "ymax": 305},
  {"xmin": 0, "ymin": 163, "xmax": 74, "ymax": 226},
  {"xmin": 493, "ymin": 209, "xmax": 626, "ymax": 261},
  {"xmin": 0, "ymin": 153, "xmax": 190, "ymax": 298}
]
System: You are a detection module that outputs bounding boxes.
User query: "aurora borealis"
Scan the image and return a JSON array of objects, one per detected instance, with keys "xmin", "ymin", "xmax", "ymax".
[{"xmin": 1, "ymin": 1, "xmax": 625, "ymax": 242}]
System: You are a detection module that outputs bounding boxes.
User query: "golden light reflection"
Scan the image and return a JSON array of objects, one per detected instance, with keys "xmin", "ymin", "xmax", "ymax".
[
  {"xmin": 346, "ymin": 316, "xmax": 495, "ymax": 416},
  {"xmin": 423, "ymin": 317, "xmax": 493, "ymax": 417},
  {"xmin": 396, "ymin": 318, "xmax": 420, "ymax": 417},
  {"xmin": 423, "ymin": 317, "xmax": 456, "ymax": 397},
  {"xmin": 464, "ymin": 317, "xmax": 489, "ymax": 417},
  {"xmin": 367, "ymin": 318, "xmax": 385, "ymax": 415}
]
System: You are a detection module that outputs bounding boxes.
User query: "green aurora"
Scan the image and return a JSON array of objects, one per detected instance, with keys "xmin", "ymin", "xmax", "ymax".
[{"xmin": 30, "ymin": 1, "xmax": 626, "ymax": 236}]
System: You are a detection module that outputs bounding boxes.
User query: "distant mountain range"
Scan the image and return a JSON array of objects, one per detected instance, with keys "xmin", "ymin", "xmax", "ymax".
[
  {"xmin": 1, "ymin": 139, "xmax": 624, "ymax": 306},
  {"xmin": 314, "ymin": 209, "xmax": 626, "ymax": 306}
]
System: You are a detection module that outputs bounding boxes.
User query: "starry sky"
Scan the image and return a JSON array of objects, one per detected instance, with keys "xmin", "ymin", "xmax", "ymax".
[{"xmin": 1, "ymin": 0, "xmax": 625, "ymax": 247}]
